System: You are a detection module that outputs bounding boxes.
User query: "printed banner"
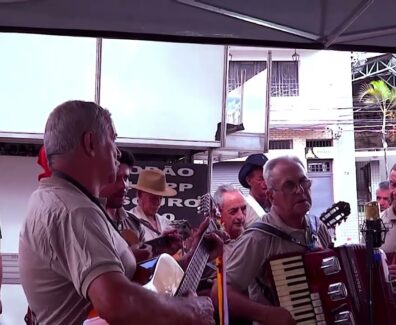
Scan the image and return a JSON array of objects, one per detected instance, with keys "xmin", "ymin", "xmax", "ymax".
[{"xmin": 123, "ymin": 162, "xmax": 208, "ymax": 228}]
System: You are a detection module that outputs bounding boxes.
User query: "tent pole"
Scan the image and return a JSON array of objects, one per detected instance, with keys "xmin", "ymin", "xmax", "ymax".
[
  {"xmin": 264, "ymin": 50, "xmax": 272, "ymax": 153},
  {"xmin": 94, "ymin": 38, "xmax": 103, "ymax": 105},
  {"xmin": 207, "ymin": 148, "xmax": 213, "ymax": 194},
  {"xmin": 324, "ymin": 0, "xmax": 373, "ymax": 47}
]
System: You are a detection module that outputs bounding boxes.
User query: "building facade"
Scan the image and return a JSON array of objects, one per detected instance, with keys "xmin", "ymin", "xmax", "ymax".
[{"xmin": 211, "ymin": 47, "xmax": 359, "ymax": 245}]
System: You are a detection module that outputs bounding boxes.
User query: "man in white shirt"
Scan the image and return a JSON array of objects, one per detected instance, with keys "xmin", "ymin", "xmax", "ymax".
[
  {"xmin": 238, "ymin": 153, "xmax": 270, "ymax": 227},
  {"xmin": 130, "ymin": 169, "xmax": 178, "ymax": 241}
]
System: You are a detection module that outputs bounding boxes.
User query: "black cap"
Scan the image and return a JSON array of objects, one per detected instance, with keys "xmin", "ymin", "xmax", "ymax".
[{"xmin": 238, "ymin": 153, "xmax": 268, "ymax": 188}]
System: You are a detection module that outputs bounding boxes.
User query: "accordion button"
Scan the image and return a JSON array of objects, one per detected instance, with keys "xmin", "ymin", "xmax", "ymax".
[
  {"xmin": 328, "ymin": 282, "xmax": 348, "ymax": 301},
  {"xmin": 321, "ymin": 256, "xmax": 341, "ymax": 275}
]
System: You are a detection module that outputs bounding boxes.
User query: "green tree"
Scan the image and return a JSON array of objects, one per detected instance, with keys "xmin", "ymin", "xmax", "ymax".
[{"xmin": 360, "ymin": 80, "xmax": 396, "ymax": 178}]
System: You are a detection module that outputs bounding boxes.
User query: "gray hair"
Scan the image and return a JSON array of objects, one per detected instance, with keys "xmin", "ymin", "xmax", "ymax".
[
  {"xmin": 213, "ymin": 184, "xmax": 243, "ymax": 210},
  {"xmin": 263, "ymin": 156, "xmax": 305, "ymax": 188},
  {"xmin": 378, "ymin": 180, "xmax": 390, "ymax": 191},
  {"xmin": 44, "ymin": 100, "xmax": 112, "ymax": 166}
]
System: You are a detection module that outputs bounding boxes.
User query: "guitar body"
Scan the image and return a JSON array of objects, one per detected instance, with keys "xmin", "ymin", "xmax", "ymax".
[
  {"xmin": 85, "ymin": 194, "xmax": 222, "ymax": 324},
  {"xmin": 84, "ymin": 254, "xmax": 184, "ymax": 325},
  {"xmin": 139, "ymin": 254, "xmax": 184, "ymax": 294}
]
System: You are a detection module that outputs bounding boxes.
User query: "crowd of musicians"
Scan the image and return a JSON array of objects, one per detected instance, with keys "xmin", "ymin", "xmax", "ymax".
[{"xmin": 16, "ymin": 100, "xmax": 396, "ymax": 325}]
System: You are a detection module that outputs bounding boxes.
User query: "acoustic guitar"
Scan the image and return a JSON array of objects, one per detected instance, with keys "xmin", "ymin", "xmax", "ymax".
[{"xmin": 84, "ymin": 194, "xmax": 221, "ymax": 324}]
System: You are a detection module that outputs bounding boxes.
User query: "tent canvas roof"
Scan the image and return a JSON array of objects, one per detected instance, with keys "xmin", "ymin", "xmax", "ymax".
[{"xmin": 0, "ymin": 0, "xmax": 395, "ymax": 52}]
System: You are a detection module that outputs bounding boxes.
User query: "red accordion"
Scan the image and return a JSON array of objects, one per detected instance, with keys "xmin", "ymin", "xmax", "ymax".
[{"xmin": 267, "ymin": 245, "xmax": 396, "ymax": 325}]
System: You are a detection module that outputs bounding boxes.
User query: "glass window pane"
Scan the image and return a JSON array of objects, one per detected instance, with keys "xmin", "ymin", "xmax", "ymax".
[
  {"xmin": 101, "ymin": 39, "xmax": 224, "ymax": 142},
  {"xmin": 0, "ymin": 33, "xmax": 96, "ymax": 134}
]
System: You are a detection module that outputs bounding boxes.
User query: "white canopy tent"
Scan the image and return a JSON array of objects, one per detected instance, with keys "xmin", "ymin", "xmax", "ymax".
[{"xmin": 0, "ymin": 0, "xmax": 395, "ymax": 52}]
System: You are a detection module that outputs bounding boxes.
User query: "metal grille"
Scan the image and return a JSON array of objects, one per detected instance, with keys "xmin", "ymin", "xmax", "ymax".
[
  {"xmin": 271, "ymin": 61, "xmax": 299, "ymax": 97},
  {"xmin": 228, "ymin": 61, "xmax": 267, "ymax": 92},
  {"xmin": 269, "ymin": 139, "xmax": 293, "ymax": 150},
  {"xmin": 228, "ymin": 61, "xmax": 299, "ymax": 97},
  {"xmin": 307, "ymin": 161, "xmax": 331, "ymax": 173},
  {"xmin": 306, "ymin": 139, "xmax": 333, "ymax": 147}
]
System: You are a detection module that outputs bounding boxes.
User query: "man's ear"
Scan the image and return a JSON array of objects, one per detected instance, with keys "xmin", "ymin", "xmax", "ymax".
[
  {"xmin": 266, "ymin": 188, "xmax": 274, "ymax": 203},
  {"xmin": 82, "ymin": 132, "xmax": 96, "ymax": 157},
  {"xmin": 246, "ymin": 175, "xmax": 252, "ymax": 188}
]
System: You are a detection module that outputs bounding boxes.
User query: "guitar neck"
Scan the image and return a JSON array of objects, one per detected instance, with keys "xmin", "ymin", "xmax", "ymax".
[{"xmin": 175, "ymin": 220, "xmax": 217, "ymax": 296}]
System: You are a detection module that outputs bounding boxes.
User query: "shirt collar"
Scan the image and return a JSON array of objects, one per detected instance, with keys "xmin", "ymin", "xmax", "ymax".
[{"xmin": 268, "ymin": 208, "xmax": 308, "ymax": 234}]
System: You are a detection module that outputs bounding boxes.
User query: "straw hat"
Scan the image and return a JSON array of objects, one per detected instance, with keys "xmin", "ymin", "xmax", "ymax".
[{"xmin": 131, "ymin": 169, "xmax": 177, "ymax": 197}]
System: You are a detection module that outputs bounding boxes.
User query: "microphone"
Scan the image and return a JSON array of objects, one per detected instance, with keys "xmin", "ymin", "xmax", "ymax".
[{"xmin": 361, "ymin": 201, "xmax": 388, "ymax": 248}]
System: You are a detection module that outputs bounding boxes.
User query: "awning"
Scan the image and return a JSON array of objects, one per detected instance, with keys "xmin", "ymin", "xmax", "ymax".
[{"xmin": 0, "ymin": 0, "xmax": 395, "ymax": 52}]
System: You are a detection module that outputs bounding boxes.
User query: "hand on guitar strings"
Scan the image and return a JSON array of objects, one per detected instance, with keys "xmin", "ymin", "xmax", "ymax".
[
  {"xmin": 196, "ymin": 217, "xmax": 228, "ymax": 261},
  {"xmin": 158, "ymin": 228, "xmax": 183, "ymax": 256}
]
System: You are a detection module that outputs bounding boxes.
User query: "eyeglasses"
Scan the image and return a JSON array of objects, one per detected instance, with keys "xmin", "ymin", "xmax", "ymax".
[{"xmin": 271, "ymin": 179, "xmax": 312, "ymax": 194}]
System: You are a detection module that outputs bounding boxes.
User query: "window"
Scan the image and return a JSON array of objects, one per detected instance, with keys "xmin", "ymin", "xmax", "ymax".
[
  {"xmin": 228, "ymin": 61, "xmax": 266, "ymax": 92},
  {"xmin": 307, "ymin": 160, "xmax": 332, "ymax": 173},
  {"xmin": 269, "ymin": 139, "xmax": 293, "ymax": 150},
  {"xmin": 271, "ymin": 61, "xmax": 299, "ymax": 97},
  {"xmin": 226, "ymin": 59, "xmax": 299, "ymax": 133},
  {"xmin": 228, "ymin": 61, "xmax": 299, "ymax": 97},
  {"xmin": 306, "ymin": 139, "xmax": 333, "ymax": 147}
]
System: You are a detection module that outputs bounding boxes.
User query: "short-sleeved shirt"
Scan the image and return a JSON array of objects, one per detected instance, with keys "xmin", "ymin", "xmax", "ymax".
[
  {"xmin": 130, "ymin": 205, "xmax": 172, "ymax": 241},
  {"xmin": 244, "ymin": 194, "xmax": 265, "ymax": 227},
  {"xmin": 381, "ymin": 206, "xmax": 396, "ymax": 253},
  {"xmin": 19, "ymin": 176, "xmax": 136, "ymax": 325},
  {"xmin": 226, "ymin": 210, "xmax": 331, "ymax": 325}
]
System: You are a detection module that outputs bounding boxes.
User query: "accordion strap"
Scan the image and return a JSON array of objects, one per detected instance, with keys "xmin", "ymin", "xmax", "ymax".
[{"xmin": 248, "ymin": 221, "xmax": 310, "ymax": 249}]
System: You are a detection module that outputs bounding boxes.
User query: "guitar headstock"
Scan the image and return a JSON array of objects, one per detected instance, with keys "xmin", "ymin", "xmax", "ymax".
[
  {"xmin": 198, "ymin": 193, "xmax": 222, "ymax": 230},
  {"xmin": 198, "ymin": 193, "xmax": 218, "ymax": 218},
  {"xmin": 319, "ymin": 201, "xmax": 351, "ymax": 229}
]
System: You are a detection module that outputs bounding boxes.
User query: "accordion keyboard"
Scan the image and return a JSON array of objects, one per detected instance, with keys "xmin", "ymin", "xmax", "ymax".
[{"xmin": 270, "ymin": 255, "xmax": 326, "ymax": 325}]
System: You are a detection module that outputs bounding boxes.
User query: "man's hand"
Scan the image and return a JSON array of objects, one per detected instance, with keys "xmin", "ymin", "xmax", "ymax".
[
  {"xmin": 189, "ymin": 217, "xmax": 228, "ymax": 260},
  {"xmin": 203, "ymin": 232, "xmax": 224, "ymax": 260},
  {"xmin": 183, "ymin": 295, "xmax": 215, "ymax": 325},
  {"xmin": 131, "ymin": 244, "xmax": 153, "ymax": 262},
  {"xmin": 159, "ymin": 229, "xmax": 182, "ymax": 256},
  {"xmin": 261, "ymin": 306, "xmax": 295, "ymax": 325}
]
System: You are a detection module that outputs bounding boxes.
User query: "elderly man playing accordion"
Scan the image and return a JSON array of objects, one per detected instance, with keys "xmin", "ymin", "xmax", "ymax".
[{"xmin": 212, "ymin": 156, "xmax": 331, "ymax": 325}]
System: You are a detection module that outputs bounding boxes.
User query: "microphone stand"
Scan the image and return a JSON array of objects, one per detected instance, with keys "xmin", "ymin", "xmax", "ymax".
[
  {"xmin": 362, "ymin": 201, "xmax": 388, "ymax": 325},
  {"xmin": 364, "ymin": 222, "xmax": 374, "ymax": 325}
]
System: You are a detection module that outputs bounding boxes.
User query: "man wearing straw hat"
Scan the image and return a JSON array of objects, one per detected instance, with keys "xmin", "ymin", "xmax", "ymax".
[
  {"xmin": 129, "ymin": 169, "xmax": 227, "ymax": 266},
  {"xmin": 130, "ymin": 168, "xmax": 179, "ymax": 241}
]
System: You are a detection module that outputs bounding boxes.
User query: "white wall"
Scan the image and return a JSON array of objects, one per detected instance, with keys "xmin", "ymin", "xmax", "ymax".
[
  {"xmin": 229, "ymin": 47, "xmax": 354, "ymax": 127},
  {"xmin": 0, "ymin": 156, "xmax": 40, "ymax": 325}
]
